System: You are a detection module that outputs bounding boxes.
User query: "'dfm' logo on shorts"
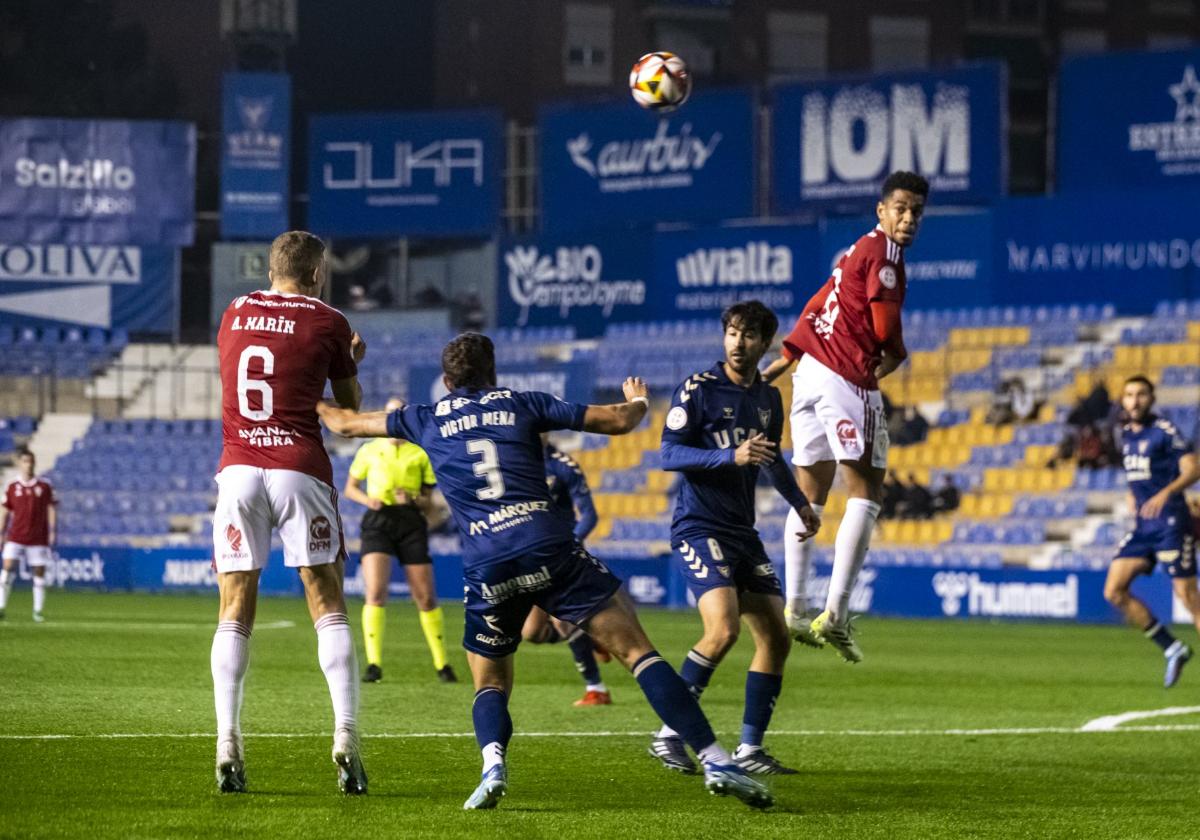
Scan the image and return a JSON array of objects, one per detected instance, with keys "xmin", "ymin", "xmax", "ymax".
[{"xmin": 309, "ymin": 516, "xmax": 332, "ymax": 552}]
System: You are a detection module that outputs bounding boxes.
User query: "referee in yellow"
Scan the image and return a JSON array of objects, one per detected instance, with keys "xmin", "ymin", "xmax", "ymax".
[{"xmin": 344, "ymin": 397, "xmax": 456, "ymax": 684}]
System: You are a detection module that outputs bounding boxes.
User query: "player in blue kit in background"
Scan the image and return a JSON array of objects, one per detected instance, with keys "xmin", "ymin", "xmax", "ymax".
[
  {"xmin": 520, "ymin": 438, "xmax": 614, "ymax": 707},
  {"xmin": 650, "ymin": 301, "xmax": 820, "ymax": 777},
  {"xmin": 317, "ymin": 333, "xmax": 773, "ymax": 811},
  {"xmin": 1105, "ymin": 375, "xmax": 1200, "ymax": 687}
]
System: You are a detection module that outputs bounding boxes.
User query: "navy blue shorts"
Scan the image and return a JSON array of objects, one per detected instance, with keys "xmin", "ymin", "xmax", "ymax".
[
  {"xmin": 1115, "ymin": 521, "xmax": 1196, "ymax": 579},
  {"xmin": 671, "ymin": 533, "xmax": 782, "ymax": 600},
  {"xmin": 462, "ymin": 541, "xmax": 622, "ymax": 658}
]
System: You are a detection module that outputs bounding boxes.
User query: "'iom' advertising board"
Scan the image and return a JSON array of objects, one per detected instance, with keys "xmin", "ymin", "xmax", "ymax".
[
  {"xmin": 0, "ymin": 118, "xmax": 195, "ymax": 246},
  {"xmin": 996, "ymin": 189, "xmax": 1200, "ymax": 312},
  {"xmin": 497, "ymin": 231, "xmax": 652, "ymax": 336},
  {"xmin": 0, "ymin": 244, "xmax": 178, "ymax": 333},
  {"xmin": 220, "ymin": 73, "xmax": 291, "ymax": 239},
  {"xmin": 651, "ymin": 224, "xmax": 821, "ymax": 319},
  {"xmin": 539, "ymin": 89, "xmax": 756, "ymax": 234},
  {"xmin": 772, "ymin": 63, "xmax": 1006, "ymax": 214},
  {"xmin": 308, "ymin": 109, "xmax": 502, "ymax": 237},
  {"xmin": 1059, "ymin": 48, "xmax": 1200, "ymax": 193},
  {"xmin": 820, "ymin": 211, "xmax": 995, "ymax": 311}
]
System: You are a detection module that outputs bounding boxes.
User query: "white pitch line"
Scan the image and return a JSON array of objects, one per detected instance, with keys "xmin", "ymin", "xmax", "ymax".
[
  {"xmin": 0, "ymin": 619, "xmax": 296, "ymax": 631},
  {"xmin": 6, "ymin": 724, "xmax": 1200, "ymax": 741},
  {"xmin": 1079, "ymin": 706, "xmax": 1200, "ymax": 732}
]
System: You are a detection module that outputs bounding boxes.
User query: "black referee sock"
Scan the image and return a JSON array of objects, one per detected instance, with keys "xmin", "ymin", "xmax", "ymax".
[{"xmin": 1143, "ymin": 619, "xmax": 1177, "ymax": 652}]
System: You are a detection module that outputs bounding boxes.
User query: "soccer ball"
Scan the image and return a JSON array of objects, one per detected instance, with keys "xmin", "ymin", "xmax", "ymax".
[{"xmin": 629, "ymin": 52, "xmax": 691, "ymax": 113}]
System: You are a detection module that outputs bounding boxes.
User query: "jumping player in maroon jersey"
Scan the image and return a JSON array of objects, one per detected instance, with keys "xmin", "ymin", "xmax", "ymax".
[
  {"xmin": 210, "ymin": 230, "xmax": 368, "ymax": 795},
  {"xmin": 0, "ymin": 450, "xmax": 58, "ymax": 622},
  {"xmin": 764, "ymin": 171, "xmax": 929, "ymax": 663}
]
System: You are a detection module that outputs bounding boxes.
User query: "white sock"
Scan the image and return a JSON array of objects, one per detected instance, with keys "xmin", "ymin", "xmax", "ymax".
[
  {"xmin": 586, "ymin": 682, "xmax": 608, "ymax": 693},
  {"xmin": 316, "ymin": 612, "xmax": 359, "ymax": 733},
  {"xmin": 825, "ymin": 498, "xmax": 881, "ymax": 624},
  {"xmin": 785, "ymin": 503, "xmax": 823, "ymax": 616},
  {"xmin": 0, "ymin": 569, "xmax": 13, "ymax": 610},
  {"xmin": 658, "ymin": 723, "xmax": 679, "ymax": 738},
  {"xmin": 482, "ymin": 742, "xmax": 506, "ymax": 772},
  {"xmin": 696, "ymin": 742, "xmax": 733, "ymax": 767},
  {"xmin": 32, "ymin": 576, "xmax": 45, "ymax": 613},
  {"xmin": 211, "ymin": 621, "xmax": 251, "ymax": 742}
]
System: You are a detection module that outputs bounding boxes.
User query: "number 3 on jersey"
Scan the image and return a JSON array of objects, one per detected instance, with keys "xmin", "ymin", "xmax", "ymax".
[
  {"xmin": 467, "ymin": 439, "xmax": 506, "ymax": 500},
  {"xmin": 237, "ymin": 345, "xmax": 274, "ymax": 421}
]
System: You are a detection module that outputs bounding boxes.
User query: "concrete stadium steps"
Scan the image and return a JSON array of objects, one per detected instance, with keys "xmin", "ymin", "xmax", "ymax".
[{"xmin": 24, "ymin": 413, "xmax": 92, "ymax": 473}]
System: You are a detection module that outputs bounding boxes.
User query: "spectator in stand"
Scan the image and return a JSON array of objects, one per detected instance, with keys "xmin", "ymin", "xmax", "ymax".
[
  {"xmin": 932, "ymin": 475, "xmax": 961, "ymax": 515},
  {"xmin": 881, "ymin": 472, "xmax": 905, "ymax": 520},
  {"xmin": 894, "ymin": 406, "xmax": 930, "ymax": 446},
  {"xmin": 899, "ymin": 473, "xmax": 934, "ymax": 520},
  {"xmin": 1076, "ymin": 423, "xmax": 1114, "ymax": 470}
]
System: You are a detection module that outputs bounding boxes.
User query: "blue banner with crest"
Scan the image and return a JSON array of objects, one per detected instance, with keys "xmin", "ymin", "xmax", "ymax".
[{"xmin": 220, "ymin": 73, "xmax": 291, "ymax": 239}]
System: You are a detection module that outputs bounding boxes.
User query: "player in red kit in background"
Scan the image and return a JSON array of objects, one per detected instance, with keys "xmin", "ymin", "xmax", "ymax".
[
  {"xmin": 0, "ymin": 450, "xmax": 58, "ymax": 622},
  {"xmin": 764, "ymin": 171, "xmax": 929, "ymax": 664},
  {"xmin": 211, "ymin": 230, "xmax": 368, "ymax": 796}
]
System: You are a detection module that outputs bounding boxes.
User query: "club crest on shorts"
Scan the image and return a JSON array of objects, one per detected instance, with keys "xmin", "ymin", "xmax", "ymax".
[
  {"xmin": 836, "ymin": 419, "xmax": 862, "ymax": 453},
  {"xmin": 225, "ymin": 524, "xmax": 243, "ymax": 553}
]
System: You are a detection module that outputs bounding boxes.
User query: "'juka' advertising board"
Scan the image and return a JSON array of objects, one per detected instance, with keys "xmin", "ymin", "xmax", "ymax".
[
  {"xmin": 0, "ymin": 118, "xmax": 195, "ymax": 246},
  {"xmin": 539, "ymin": 89, "xmax": 756, "ymax": 234},
  {"xmin": 0, "ymin": 243, "xmax": 178, "ymax": 333},
  {"xmin": 772, "ymin": 63, "xmax": 1006, "ymax": 214},
  {"xmin": 308, "ymin": 109, "xmax": 502, "ymax": 237},
  {"xmin": 1058, "ymin": 47, "xmax": 1200, "ymax": 193},
  {"xmin": 497, "ymin": 231, "xmax": 652, "ymax": 336},
  {"xmin": 651, "ymin": 224, "xmax": 821, "ymax": 319},
  {"xmin": 220, "ymin": 73, "xmax": 291, "ymax": 239}
]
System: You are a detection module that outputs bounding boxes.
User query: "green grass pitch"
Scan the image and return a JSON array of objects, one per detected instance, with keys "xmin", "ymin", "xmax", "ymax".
[{"xmin": 1, "ymin": 590, "xmax": 1197, "ymax": 839}]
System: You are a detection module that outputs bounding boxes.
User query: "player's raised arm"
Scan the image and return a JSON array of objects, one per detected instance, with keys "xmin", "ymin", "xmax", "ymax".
[
  {"xmin": 316, "ymin": 402, "xmax": 389, "ymax": 438},
  {"xmin": 581, "ymin": 376, "xmax": 650, "ymax": 435}
]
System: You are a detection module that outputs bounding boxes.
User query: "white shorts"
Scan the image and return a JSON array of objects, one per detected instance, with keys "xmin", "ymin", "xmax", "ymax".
[
  {"xmin": 2, "ymin": 542, "xmax": 52, "ymax": 567},
  {"xmin": 790, "ymin": 354, "xmax": 889, "ymax": 469},
  {"xmin": 213, "ymin": 466, "xmax": 345, "ymax": 573}
]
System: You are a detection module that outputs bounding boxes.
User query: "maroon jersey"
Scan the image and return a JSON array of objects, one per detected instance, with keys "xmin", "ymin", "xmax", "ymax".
[
  {"xmin": 782, "ymin": 225, "xmax": 906, "ymax": 390},
  {"xmin": 3, "ymin": 477, "xmax": 57, "ymax": 546},
  {"xmin": 217, "ymin": 290, "xmax": 357, "ymax": 486}
]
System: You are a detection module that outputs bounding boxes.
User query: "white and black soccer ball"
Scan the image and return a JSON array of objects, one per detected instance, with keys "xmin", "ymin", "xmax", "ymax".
[{"xmin": 629, "ymin": 51, "xmax": 691, "ymax": 113}]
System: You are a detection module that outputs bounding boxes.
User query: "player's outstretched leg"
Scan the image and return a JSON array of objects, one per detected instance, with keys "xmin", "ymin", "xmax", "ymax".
[
  {"xmin": 1105, "ymin": 558, "xmax": 1186, "ymax": 687},
  {"xmin": 784, "ymin": 505, "xmax": 824, "ymax": 648},
  {"xmin": 211, "ymin": 618, "xmax": 251, "ymax": 793},
  {"xmin": 464, "ymin": 685, "xmax": 511, "ymax": 809},
  {"xmin": 585, "ymin": 594, "xmax": 774, "ymax": 810},
  {"xmin": 816, "ymin": 482, "xmax": 879, "ymax": 662}
]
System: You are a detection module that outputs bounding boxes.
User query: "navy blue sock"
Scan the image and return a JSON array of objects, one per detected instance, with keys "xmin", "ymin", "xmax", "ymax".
[
  {"xmin": 740, "ymin": 670, "xmax": 784, "ymax": 748},
  {"xmin": 472, "ymin": 687, "xmax": 513, "ymax": 755},
  {"xmin": 679, "ymin": 648, "xmax": 717, "ymax": 700},
  {"xmin": 633, "ymin": 650, "xmax": 717, "ymax": 753},
  {"xmin": 1144, "ymin": 620, "xmax": 1177, "ymax": 652},
  {"xmin": 567, "ymin": 631, "xmax": 602, "ymax": 685}
]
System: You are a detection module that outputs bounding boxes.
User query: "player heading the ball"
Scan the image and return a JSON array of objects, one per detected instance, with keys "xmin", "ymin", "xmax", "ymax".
[
  {"xmin": 765, "ymin": 170, "xmax": 929, "ymax": 663},
  {"xmin": 317, "ymin": 332, "xmax": 774, "ymax": 811}
]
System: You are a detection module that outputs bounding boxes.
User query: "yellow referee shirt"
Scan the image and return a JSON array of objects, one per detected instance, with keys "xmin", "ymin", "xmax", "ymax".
[{"xmin": 348, "ymin": 438, "xmax": 436, "ymax": 505}]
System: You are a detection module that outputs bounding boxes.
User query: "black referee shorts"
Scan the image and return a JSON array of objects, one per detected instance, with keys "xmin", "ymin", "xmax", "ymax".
[{"xmin": 360, "ymin": 505, "xmax": 431, "ymax": 566}]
